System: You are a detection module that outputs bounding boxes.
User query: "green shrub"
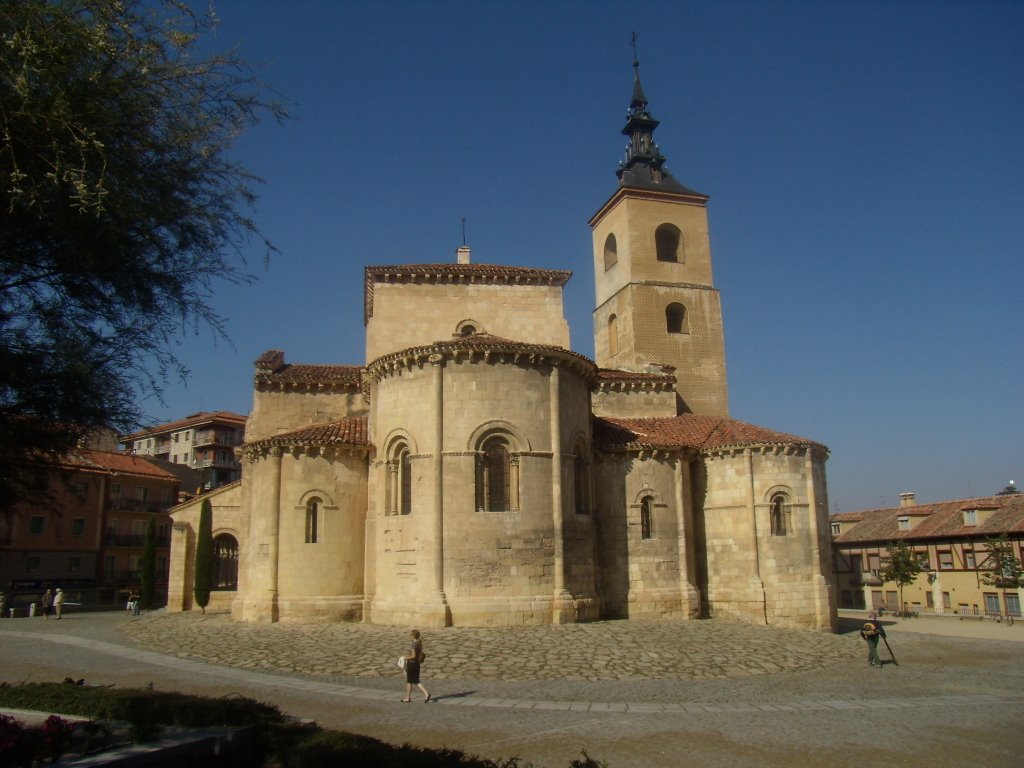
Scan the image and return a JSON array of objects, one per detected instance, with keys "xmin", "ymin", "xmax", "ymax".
[{"xmin": 0, "ymin": 684, "xmax": 608, "ymax": 767}]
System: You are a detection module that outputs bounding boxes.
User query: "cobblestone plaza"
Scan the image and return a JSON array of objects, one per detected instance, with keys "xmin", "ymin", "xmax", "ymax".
[{"xmin": 2, "ymin": 611, "xmax": 1022, "ymax": 766}]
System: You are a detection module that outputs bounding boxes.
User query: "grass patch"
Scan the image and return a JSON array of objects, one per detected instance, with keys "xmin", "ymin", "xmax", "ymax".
[{"xmin": 0, "ymin": 683, "xmax": 607, "ymax": 767}]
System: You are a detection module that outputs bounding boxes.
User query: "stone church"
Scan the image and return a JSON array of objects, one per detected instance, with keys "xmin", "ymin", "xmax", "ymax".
[{"xmin": 167, "ymin": 65, "xmax": 837, "ymax": 631}]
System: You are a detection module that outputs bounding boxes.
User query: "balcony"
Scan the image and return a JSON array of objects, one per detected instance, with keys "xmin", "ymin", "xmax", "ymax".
[
  {"xmin": 194, "ymin": 430, "xmax": 240, "ymax": 448},
  {"xmin": 107, "ymin": 498, "xmax": 171, "ymax": 514},
  {"xmin": 153, "ymin": 440, "xmax": 171, "ymax": 455},
  {"xmin": 850, "ymin": 569, "xmax": 882, "ymax": 586}
]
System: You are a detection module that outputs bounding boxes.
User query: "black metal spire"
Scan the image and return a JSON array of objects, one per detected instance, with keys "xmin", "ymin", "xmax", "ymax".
[{"xmin": 616, "ymin": 35, "xmax": 692, "ymax": 195}]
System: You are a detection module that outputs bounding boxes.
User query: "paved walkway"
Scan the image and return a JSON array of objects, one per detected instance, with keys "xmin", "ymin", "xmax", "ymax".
[{"xmin": 2, "ymin": 610, "xmax": 1023, "ymax": 767}]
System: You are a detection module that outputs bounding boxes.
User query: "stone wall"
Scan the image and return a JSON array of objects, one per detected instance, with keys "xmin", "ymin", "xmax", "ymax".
[
  {"xmin": 246, "ymin": 387, "xmax": 366, "ymax": 443},
  {"xmin": 367, "ymin": 281, "xmax": 571, "ymax": 363},
  {"xmin": 367, "ymin": 350, "xmax": 595, "ymax": 626},
  {"xmin": 274, "ymin": 450, "xmax": 368, "ymax": 622},
  {"xmin": 167, "ymin": 483, "xmax": 244, "ymax": 614},
  {"xmin": 591, "ymin": 387, "xmax": 677, "ymax": 419},
  {"xmin": 594, "ymin": 452, "xmax": 689, "ymax": 619},
  {"xmin": 699, "ymin": 448, "xmax": 835, "ymax": 630},
  {"xmin": 591, "ymin": 195, "xmax": 714, "ymax": 310}
]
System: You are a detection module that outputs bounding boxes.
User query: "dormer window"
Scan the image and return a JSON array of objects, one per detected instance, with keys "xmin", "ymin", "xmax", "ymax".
[
  {"xmin": 898, "ymin": 516, "xmax": 910, "ymax": 531},
  {"xmin": 830, "ymin": 522, "xmax": 841, "ymax": 536},
  {"xmin": 963, "ymin": 509, "xmax": 977, "ymax": 526}
]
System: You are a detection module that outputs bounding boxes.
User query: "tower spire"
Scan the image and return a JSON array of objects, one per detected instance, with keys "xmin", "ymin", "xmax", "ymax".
[
  {"xmin": 630, "ymin": 32, "xmax": 648, "ymax": 111},
  {"xmin": 616, "ymin": 35, "xmax": 692, "ymax": 195}
]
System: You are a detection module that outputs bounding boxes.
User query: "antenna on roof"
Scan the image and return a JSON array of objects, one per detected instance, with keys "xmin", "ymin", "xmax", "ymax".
[{"xmin": 461, "ymin": 216, "xmax": 467, "ymax": 246}]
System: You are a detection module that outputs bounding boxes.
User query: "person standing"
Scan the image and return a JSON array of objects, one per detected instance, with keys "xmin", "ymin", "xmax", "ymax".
[
  {"xmin": 54, "ymin": 588, "xmax": 65, "ymax": 619},
  {"xmin": 41, "ymin": 589, "xmax": 53, "ymax": 619},
  {"xmin": 402, "ymin": 629, "xmax": 431, "ymax": 703},
  {"xmin": 860, "ymin": 611, "xmax": 887, "ymax": 667},
  {"xmin": 0, "ymin": 591, "xmax": 7, "ymax": 618}
]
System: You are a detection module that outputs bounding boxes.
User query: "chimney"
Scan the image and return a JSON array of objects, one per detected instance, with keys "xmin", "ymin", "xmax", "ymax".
[
  {"xmin": 899, "ymin": 492, "xmax": 916, "ymax": 508},
  {"xmin": 456, "ymin": 245, "xmax": 471, "ymax": 264},
  {"xmin": 255, "ymin": 349, "xmax": 285, "ymax": 373}
]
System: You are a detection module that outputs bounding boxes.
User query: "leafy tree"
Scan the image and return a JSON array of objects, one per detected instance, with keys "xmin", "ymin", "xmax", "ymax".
[
  {"xmin": 140, "ymin": 516, "xmax": 156, "ymax": 611},
  {"xmin": 0, "ymin": 0, "xmax": 284, "ymax": 517},
  {"xmin": 193, "ymin": 498, "xmax": 213, "ymax": 613},
  {"xmin": 995, "ymin": 481, "xmax": 1019, "ymax": 496},
  {"xmin": 980, "ymin": 534, "xmax": 1024, "ymax": 590},
  {"xmin": 880, "ymin": 540, "xmax": 924, "ymax": 616}
]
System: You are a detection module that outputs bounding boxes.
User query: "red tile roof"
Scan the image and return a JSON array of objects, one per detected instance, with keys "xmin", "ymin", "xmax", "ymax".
[
  {"xmin": 594, "ymin": 414, "xmax": 823, "ymax": 452},
  {"xmin": 122, "ymin": 411, "xmax": 246, "ymax": 441},
  {"xmin": 833, "ymin": 494, "xmax": 1024, "ymax": 543},
  {"xmin": 64, "ymin": 449, "xmax": 180, "ymax": 480},
  {"xmin": 368, "ymin": 334, "xmax": 596, "ymax": 378},
  {"xmin": 257, "ymin": 363, "xmax": 362, "ymax": 385},
  {"xmin": 244, "ymin": 417, "xmax": 371, "ymax": 452}
]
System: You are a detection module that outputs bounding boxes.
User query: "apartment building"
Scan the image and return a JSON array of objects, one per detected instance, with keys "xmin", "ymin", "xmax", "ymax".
[
  {"xmin": 831, "ymin": 490, "xmax": 1024, "ymax": 618},
  {"xmin": 122, "ymin": 411, "xmax": 246, "ymax": 491},
  {"xmin": 0, "ymin": 450, "xmax": 187, "ymax": 611}
]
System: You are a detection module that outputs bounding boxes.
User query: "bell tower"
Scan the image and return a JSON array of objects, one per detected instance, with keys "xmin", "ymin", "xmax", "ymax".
[{"xmin": 590, "ymin": 55, "xmax": 729, "ymax": 417}]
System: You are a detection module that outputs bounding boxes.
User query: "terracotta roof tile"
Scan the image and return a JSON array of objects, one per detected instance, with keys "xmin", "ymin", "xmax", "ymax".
[
  {"xmin": 259, "ymin": 363, "xmax": 362, "ymax": 385},
  {"xmin": 369, "ymin": 334, "xmax": 596, "ymax": 375},
  {"xmin": 833, "ymin": 494, "xmax": 1024, "ymax": 543},
  {"xmin": 245, "ymin": 417, "xmax": 371, "ymax": 452},
  {"xmin": 66, "ymin": 449, "xmax": 180, "ymax": 480},
  {"xmin": 594, "ymin": 414, "xmax": 822, "ymax": 452},
  {"xmin": 122, "ymin": 411, "xmax": 246, "ymax": 441}
]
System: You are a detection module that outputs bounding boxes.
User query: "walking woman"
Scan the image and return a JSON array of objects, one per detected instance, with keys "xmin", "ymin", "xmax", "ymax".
[{"xmin": 402, "ymin": 629, "xmax": 431, "ymax": 703}]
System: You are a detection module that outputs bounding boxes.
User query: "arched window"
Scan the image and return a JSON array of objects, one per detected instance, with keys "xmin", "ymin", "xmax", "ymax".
[
  {"xmin": 476, "ymin": 434, "xmax": 519, "ymax": 512},
  {"xmin": 666, "ymin": 303, "xmax": 687, "ymax": 334},
  {"xmin": 456, "ymin": 319, "xmax": 482, "ymax": 337},
  {"xmin": 212, "ymin": 534, "xmax": 238, "ymax": 590},
  {"xmin": 640, "ymin": 497, "xmax": 653, "ymax": 539},
  {"xmin": 305, "ymin": 498, "xmax": 320, "ymax": 543},
  {"xmin": 770, "ymin": 494, "xmax": 790, "ymax": 536},
  {"xmin": 399, "ymin": 447, "xmax": 412, "ymax": 515},
  {"xmin": 387, "ymin": 441, "xmax": 412, "ymax": 515},
  {"xmin": 655, "ymin": 224, "xmax": 682, "ymax": 262},
  {"xmin": 608, "ymin": 314, "xmax": 619, "ymax": 357},
  {"xmin": 603, "ymin": 233, "xmax": 618, "ymax": 271}
]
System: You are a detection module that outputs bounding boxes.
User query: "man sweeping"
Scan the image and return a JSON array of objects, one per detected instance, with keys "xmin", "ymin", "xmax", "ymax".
[{"xmin": 860, "ymin": 612, "xmax": 887, "ymax": 667}]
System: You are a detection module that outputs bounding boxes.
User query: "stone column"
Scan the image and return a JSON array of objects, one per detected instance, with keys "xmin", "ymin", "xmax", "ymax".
[
  {"xmin": 424, "ymin": 353, "xmax": 449, "ymax": 626},
  {"xmin": 167, "ymin": 521, "xmax": 193, "ymax": 612},
  {"xmin": 674, "ymin": 456, "xmax": 701, "ymax": 618},
  {"xmin": 242, "ymin": 447, "xmax": 282, "ymax": 623},
  {"xmin": 746, "ymin": 448, "xmax": 767, "ymax": 623},
  {"xmin": 804, "ymin": 449, "xmax": 835, "ymax": 630},
  {"xmin": 550, "ymin": 361, "xmax": 575, "ymax": 623}
]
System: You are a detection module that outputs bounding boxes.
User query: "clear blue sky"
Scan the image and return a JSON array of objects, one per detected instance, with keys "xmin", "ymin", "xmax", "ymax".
[{"xmin": 146, "ymin": 0, "xmax": 1023, "ymax": 512}]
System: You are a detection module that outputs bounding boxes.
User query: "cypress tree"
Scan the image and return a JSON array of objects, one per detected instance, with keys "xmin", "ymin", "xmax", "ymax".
[{"xmin": 194, "ymin": 498, "xmax": 213, "ymax": 614}]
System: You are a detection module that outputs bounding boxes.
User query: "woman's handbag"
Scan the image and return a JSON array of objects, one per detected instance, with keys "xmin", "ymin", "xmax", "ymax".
[{"xmin": 397, "ymin": 656, "xmax": 407, "ymax": 669}]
